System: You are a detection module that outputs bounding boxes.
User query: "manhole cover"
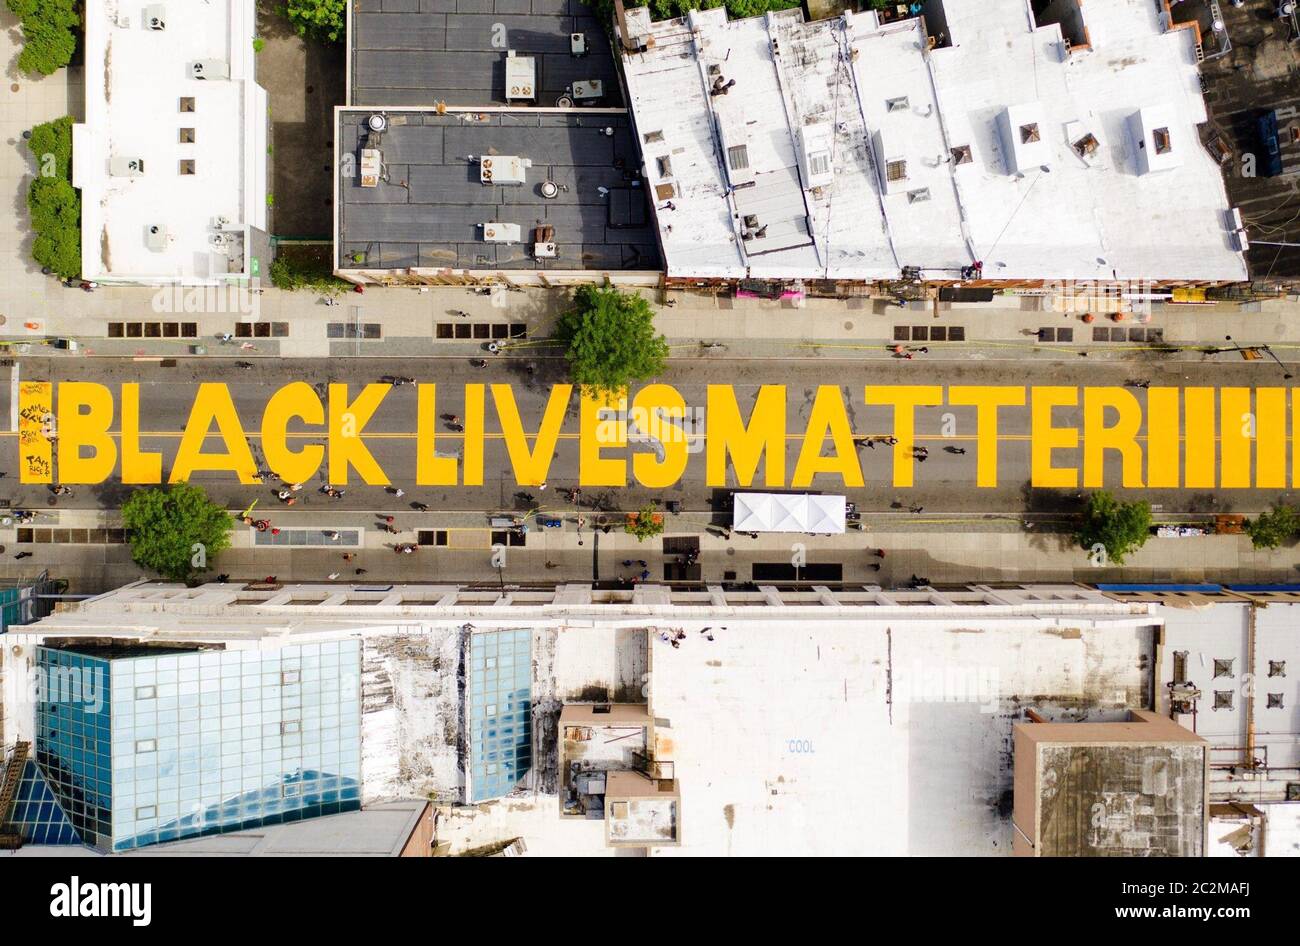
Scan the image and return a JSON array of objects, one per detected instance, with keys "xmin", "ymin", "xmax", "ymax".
[{"xmin": 844, "ymin": 321, "xmax": 854, "ymax": 331}]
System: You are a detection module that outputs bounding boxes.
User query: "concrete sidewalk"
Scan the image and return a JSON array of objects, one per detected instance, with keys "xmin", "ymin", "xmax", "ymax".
[
  {"xmin": 6, "ymin": 282, "xmax": 1300, "ymax": 364},
  {"xmin": 2, "ymin": 504, "xmax": 1297, "ymax": 595}
]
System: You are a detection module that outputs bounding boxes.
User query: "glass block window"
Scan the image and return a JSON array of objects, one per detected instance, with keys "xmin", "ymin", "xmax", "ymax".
[
  {"xmin": 34, "ymin": 648, "xmax": 112, "ymax": 848},
  {"xmin": 35, "ymin": 640, "xmax": 362, "ymax": 852},
  {"xmin": 466, "ymin": 629, "xmax": 532, "ymax": 802},
  {"xmin": 8, "ymin": 758, "xmax": 81, "ymax": 845}
]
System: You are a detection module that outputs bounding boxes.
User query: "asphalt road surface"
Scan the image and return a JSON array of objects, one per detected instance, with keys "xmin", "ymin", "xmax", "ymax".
[{"xmin": 3, "ymin": 355, "xmax": 1297, "ymax": 518}]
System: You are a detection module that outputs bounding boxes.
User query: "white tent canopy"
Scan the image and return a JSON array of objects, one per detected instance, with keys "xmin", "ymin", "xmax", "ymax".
[{"xmin": 732, "ymin": 493, "xmax": 846, "ymax": 534}]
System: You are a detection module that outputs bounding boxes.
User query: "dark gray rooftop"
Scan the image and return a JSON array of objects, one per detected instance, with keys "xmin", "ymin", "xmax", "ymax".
[
  {"xmin": 337, "ymin": 110, "xmax": 661, "ymax": 271},
  {"xmin": 351, "ymin": 0, "xmax": 622, "ymax": 107}
]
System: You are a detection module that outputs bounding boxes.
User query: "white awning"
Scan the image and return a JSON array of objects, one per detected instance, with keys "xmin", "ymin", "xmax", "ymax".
[{"xmin": 732, "ymin": 493, "xmax": 846, "ymax": 534}]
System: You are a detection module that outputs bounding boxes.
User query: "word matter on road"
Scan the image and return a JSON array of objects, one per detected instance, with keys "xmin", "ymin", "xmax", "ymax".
[{"xmin": 18, "ymin": 380, "xmax": 1292, "ymax": 491}]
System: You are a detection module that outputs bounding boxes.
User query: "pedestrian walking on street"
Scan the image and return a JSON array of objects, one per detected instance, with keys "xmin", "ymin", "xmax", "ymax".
[
  {"xmin": 327, "ymin": 572, "xmax": 340, "ymax": 580},
  {"xmin": 538, "ymin": 482, "xmax": 548, "ymax": 491},
  {"xmin": 342, "ymin": 553, "xmax": 355, "ymax": 562},
  {"xmin": 640, "ymin": 569, "xmax": 651, "ymax": 580},
  {"xmin": 622, "ymin": 559, "xmax": 634, "ymax": 567},
  {"xmin": 14, "ymin": 551, "xmax": 32, "ymax": 559},
  {"xmin": 324, "ymin": 530, "xmax": 341, "ymax": 541},
  {"xmin": 909, "ymin": 504, "xmax": 924, "ymax": 514},
  {"xmin": 355, "ymin": 568, "xmax": 368, "ymax": 576},
  {"xmin": 545, "ymin": 561, "xmax": 559, "ymax": 569},
  {"xmin": 383, "ymin": 515, "xmax": 395, "ymax": 524},
  {"xmin": 413, "ymin": 502, "xmax": 429, "ymax": 512},
  {"xmin": 873, "ymin": 548, "xmax": 887, "ymax": 558},
  {"xmin": 393, "ymin": 488, "xmax": 405, "ymax": 498},
  {"xmin": 867, "ymin": 563, "xmax": 881, "ymax": 572}
]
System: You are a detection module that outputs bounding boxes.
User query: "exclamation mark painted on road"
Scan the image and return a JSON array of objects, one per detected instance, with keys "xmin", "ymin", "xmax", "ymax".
[
  {"xmin": 1219, "ymin": 387, "xmax": 1251, "ymax": 488},
  {"xmin": 1145, "ymin": 387, "xmax": 1179, "ymax": 489},
  {"xmin": 18, "ymin": 380, "xmax": 53, "ymax": 484},
  {"xmin": 1255, "ymin": 387, "xmax": 1286, "ymax": 489},
  {"xmin": 1183, "ymin": 388, "xmax": 1215, "ymax": 488}
]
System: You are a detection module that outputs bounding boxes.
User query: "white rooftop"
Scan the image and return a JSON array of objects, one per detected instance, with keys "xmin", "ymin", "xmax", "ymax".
[
  {"xmin": 72, "ymin": 0, "xmax": 268, "ymax": 284},
  {"xmin": 1154, "ymin": 599, "xmax": 1300, "ymax": 802},
  {"xmin": 620, "ymin": 0, "xmax": 1247, "ymax": 282}
]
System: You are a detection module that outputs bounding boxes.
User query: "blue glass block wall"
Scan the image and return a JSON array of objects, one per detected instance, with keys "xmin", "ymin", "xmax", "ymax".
[
  {"xmin": 8, "ymin": 759, "xmax": 81, "ymax": 845},
  {"xmin": 34, "ymin": 648, "xmax": 112, "ymax": 847},
  {"xmin": 467, "ymin": 629, "xmax": 532, "ymax": 802},
  {"xmin": 35, "ymin": 640, "xmax": 362, "ymax": 852}
]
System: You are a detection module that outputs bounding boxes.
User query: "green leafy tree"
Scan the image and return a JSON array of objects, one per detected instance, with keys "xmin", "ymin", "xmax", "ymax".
[
  {"xmin": 7, "ymin": 0, "xmax": 80, "ymax": 77},
  {"xmin": 625, "ymin": 505, "xmax": 665, "ymax": 542},
  {"xmin": 31, "ymin": 228, "xmax": 80, "ymax": 279},
  {"xmin": 1075, "ymin": 490, "xmax": 1153, "ymax": 566},
  {"xmin": 596, "ymin": 0, "xmax": 802, "ymax": 23},
  {"xmin": 269, "ymin": 252, "xmax": 348, "ymax": 293},
  {"xmin": 28, "ymin": 177, "xmax": 77, "ymax": 232},
  {"xmin": 121, "ymin": 485, "xmax": 233, "ymax": 582},
  {"xmin": 28, "ymin": 115, "xmax": 73, "ymax": 178},
  {"xmin": 1244, "ymin": 503, "xmax": 1300, "ymax": 550},
  {"xmin": 283, "ymin": 0, "xmax": 346, "ymax": 43},
  {"xmin": 554, "ymin": 286, "xmax": 669, "ymax": 397}
]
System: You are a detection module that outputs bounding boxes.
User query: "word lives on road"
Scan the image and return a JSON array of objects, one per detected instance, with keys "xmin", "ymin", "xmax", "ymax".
[{"xmin": 17, "ymin": 380, "xmax": 1298, "ymax": 490}]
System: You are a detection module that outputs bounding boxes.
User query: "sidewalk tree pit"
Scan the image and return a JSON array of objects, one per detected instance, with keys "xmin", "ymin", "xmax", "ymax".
[
  {"xmin": 626, "ymin": 505, "xmax": 665, "ymax": 543},
  {"xmin": 121, "ymin": 484, "xmax": 233, "ymax": 583}
]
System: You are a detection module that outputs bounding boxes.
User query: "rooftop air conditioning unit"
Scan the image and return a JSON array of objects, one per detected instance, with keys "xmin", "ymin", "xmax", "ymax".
[
  {"xmin": 482, "ymin": 222, "xmax": 522, "ymax": 244},
  {"xmin": 190, "ymin": 59, "xmax": 229, "ymax": 80},
  {"xmin": 539, "ymin": 180, "xmax": 560, "ymax": 199},
  {"xmin": 360, "ymin": 148, "xmax": 382, "ymax": 188},
  {"xmin": 571, "ymin": 33, "xmax": 586, "ymax": 56},
  {"xmin": 505, "ymin": 51, "xmax": 536, "ymax": 102},
  {"xmin": 534, "ymin": 241, "xmax": 558, "ymax": 259},
  {"xmin": 480, "ymin": 156, "xmax": 530, "ymax": 186},
  {"xmin": 367, "ymin": 113, "xmax": 388, "ymax": 134},
  {"xmin": 145, "ymin": 224, "xmax": 168, "ymax": 252},
  {"xmin": 571, "ymin": 79, "xmax": 604, "ymax": 101},
  {"xmin": 145, "ymin": 4, "xmax": 165, "ymax": 29},
  {"xmin": 110, "ymin": 156, "xmax": 146, "ymax": 177}
]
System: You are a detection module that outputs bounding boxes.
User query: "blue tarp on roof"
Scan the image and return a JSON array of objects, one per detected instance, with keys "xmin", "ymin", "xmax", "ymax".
[{"xmin": 1095, "ymin": 584, "xmax": 1222, "ymax": 592}]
